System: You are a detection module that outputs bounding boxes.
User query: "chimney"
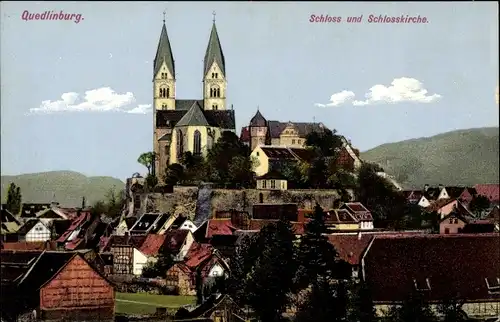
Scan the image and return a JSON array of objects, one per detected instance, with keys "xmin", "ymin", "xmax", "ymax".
[{"xmin": 424, "ymin": 184, "xmax": 429, "ymax": 192}]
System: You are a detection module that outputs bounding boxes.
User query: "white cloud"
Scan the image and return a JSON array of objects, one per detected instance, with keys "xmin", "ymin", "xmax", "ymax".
[
  {"xmin": 29, "ymin": 87, "xmax": 152, "ymax": 115},
  {"xmin": 315, "ymin": 77, "xmax": 441, "ymax": 107},
  {"xmin": 314, "ymin": 90, "xmax": 355, "ymax": 107}
]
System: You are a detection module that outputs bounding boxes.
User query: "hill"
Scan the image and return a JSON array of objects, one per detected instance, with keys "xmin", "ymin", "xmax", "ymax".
[
  {"xmin": 361, "ymin": 127, "xmax": 499, "ymax": 189},
  {"xmin": 1, "ymin": 171, "xmax": 125, "ymax": 207}
]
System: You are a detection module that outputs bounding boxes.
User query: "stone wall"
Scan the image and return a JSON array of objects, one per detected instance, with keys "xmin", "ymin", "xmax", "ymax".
[{"xmin": 133, "ymin": 186, "xmax": 348, "ymax": 219}]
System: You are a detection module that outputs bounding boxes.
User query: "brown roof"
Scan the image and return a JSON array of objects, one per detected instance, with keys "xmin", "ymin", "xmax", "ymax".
[
  {"xmin": 248, "ymin": 219, "xmax": 304, "ymax": 235},
  {"xmin": 267, "ymin": 121, "xmax": 324, "ymax": 139},
  {"xmin": 162, "ymin": 229, "xmax": 190, "ymax": 253},
  {"xmin": 327, "ymin": 231, "xmax": 429, "ymax": 266},
  {"xmin": 260, "ymin": 146, "xmax": 297, "ymax": 159},
  {"xmin": 249, "ymin": 110, "xmax": 267, "ymax": 127},
  {"xmin": 138, "ymin": 234, "xmax": 167, "ymax": 256},
  {"xmin": 240, "ymin": 126, "xmax": 250, "ymax": 142},
  {"xmin": 362, "ymin": 234, "xmax": 500, "ymax": 303}
]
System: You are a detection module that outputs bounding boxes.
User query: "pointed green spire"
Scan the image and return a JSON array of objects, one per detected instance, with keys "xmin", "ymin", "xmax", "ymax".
[
  {"xmin": 154, "ymin": 16, "xmax": 175, "ymax": 80},
  {"xmin": 203, "ymin": 16, "xmax": 225, "ymax": 77}
]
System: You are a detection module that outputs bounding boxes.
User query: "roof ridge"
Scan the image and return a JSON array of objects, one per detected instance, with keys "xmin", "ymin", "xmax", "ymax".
[{"xmin": 176, "ymin": 102, "xmax": 209, "ymax": 127}]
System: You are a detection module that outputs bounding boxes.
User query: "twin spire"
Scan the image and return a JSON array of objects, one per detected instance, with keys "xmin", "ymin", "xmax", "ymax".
[{"xmin": 154, "ymin": 11, "xmax": 225, "ymax": 80}]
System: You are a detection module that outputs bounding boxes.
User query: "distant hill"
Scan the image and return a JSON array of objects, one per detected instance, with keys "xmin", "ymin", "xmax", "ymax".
[
  {"xmin": 361, "ymin": 127, "xmax": 499, "ymax": 189},
  {"xmin": 1, "ymin": 171, "xmax": 125, "ymax": 207}
]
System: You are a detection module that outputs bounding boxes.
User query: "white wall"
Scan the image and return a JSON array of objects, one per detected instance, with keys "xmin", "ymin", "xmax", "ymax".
[
  {"xmin": 25, "ymin": 222, "xmax": 51, "ymax": 242},
  {"xmin": 208, "ymin": 263, "xmax": 225, "ymax": 277},
  {"xmin": 133, "ymin": 248, "xmax": 148, "ymax": 276},
  {"xmin": 179, "ymin": 220, "xmax": 197, "ymax": 233}
]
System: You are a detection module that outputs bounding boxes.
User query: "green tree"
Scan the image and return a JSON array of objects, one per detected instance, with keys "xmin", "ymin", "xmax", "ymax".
[
  {"xmin": 347, "ymin": 282, "xmax": 377, "ymax": 322},
  {"xmin": 91, "ymin": 187, "xmax": 125, "ymax": 218},
  {"xmin": 355, "ymin": 162, "xmax": 410, "ymax": 228},
  {"xmin": 244, "ymin": 220, "xmax": 297, "ymax": 322},
  {"xmin": 205, "ymin": 131, "xmax": 254, "ymax": 187},
  {"xmin": 385, "ymin": 292, "xmax": 436, "ymax": 322},
  {"xmin": 295, "ymin": 278, "xmax": 342, "ymax": 322},
  {"xmin": 469, "ymin": 194, "xmax": 491, "ymax": 216},
  {"xmin": 437, "ymin": 298, "xmax": 468, "ymax": 322},
  {"xmin": 180, "ymin": 151, "xmax": 206, "ymax": 184},
  {"xmin": 5, "ymin": 183, "xmax": 22, "ymax": 215},
  {"xmin": 137, "ymin": 152, "xmax": 156, "ymax": 175},
  {"xmin": 164, "ymin": 163, "xmax": 184, "ymax": 185},
  {"xmin": 295, "ymin": 203, "xmax": 340, "ymax": 288},
  {"xmin": 141, "ymin": 253, "xmax": 174, "ymax": 278}
]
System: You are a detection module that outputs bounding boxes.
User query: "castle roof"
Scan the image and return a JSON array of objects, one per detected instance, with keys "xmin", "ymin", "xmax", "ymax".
[
  {"xmin": 250, "ymin": 110, "xmax": 267, "ymax": 127},
  {"xmin": 204, "ymin": 22, "xmax": 225, "ymax": 77},
  {"xmin": 154, "ymin": 22, "xmax": 175, "ymax": 79}
]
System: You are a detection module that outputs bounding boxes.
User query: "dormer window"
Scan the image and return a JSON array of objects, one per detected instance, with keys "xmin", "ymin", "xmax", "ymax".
[
  {"xmin": 485, "ymin": 277, "xmax": 500, "ymax": 294},
  {"xmin": 414, "ymin": 278, "xmax": 431, "ymax": 291}
]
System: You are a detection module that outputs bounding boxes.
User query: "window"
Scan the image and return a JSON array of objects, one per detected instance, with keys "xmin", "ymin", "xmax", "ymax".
[
  {"xmin": 176, "ymin": 129, "xmax": 184, "ymax": 160},
  {"xmin": 211, "ymin": 73, "xmax": 215, "ymax": 78},
  {"xmin": 262, "ymin": 180, "xmax": 266, "ymax": 189},
  {"xmin": 413, "ymin": 278, "xmax": 432, "ymax": 291},
  {"xmin": 210, "ymin": 87, "xmax": 219, "ymax": 98},
  {"xmin": 449, "ymin": 219, "xmax": 453, "ymax": 224},
  {"xmin": 271, "ymin": 180, "xmax": 276, "ymax": 189},
  {"xmin": 259, "ymin": 193, "xmax": 264, "ymax": 203},
  {"xmin": 159, "ymin": 87, "xmax": 168, "ymax": 98},
  {"xmin": 256, "ymin": 152, "xmax": 259, "ymax": 157},
  {"xmin": 162, "ymin": 104, "xmax": 167, "ymax": 108},
  {"xmin": 444, "ymin": 228, "xmax": 450, "ymax": 234},
  {"xmin": 292, "ymin": 139, "xmax": 295, "ymax": 144},
  {"xmin": 454, "ymin": 219, "xmax": 458, "ymax": 224},
  {"xmin": 164, "ymin": 145, "xmax": 169, "ymax": 155},
  {"xmin": 193, "ymin": 130, "xmax": 201, "ymax": 156},
  {"xmin": 212, "ymin": 104, "xmax": 218, "ymax": 110},
  {"xmin": 485, "ymin": 277, "xmax": 500, "ymax": 294},
  {"xmin": 166, "ymin": 87, "xmax": 170, "ymax": 98},
  {"xmin": 215, "ymin": 73, "xmax": 218, "ymax": 78}
]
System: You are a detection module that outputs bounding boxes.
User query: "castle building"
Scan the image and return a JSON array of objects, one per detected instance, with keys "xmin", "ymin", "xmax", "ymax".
[
  {"xmin": 153, "ymin": 16, "xmax": 236, "ymax": 181},
  {"xmin": 239, "ymin": 109, "xmax": 325, "ymax": 151}
]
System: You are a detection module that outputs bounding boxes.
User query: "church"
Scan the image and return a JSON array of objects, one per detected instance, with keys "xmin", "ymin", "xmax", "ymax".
[{"xmin": 153, "ymin": 15, "xmax": 236, "ymax": 182}]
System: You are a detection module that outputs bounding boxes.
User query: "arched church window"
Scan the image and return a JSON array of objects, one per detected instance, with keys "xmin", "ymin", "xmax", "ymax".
[
  {"xmin": 193, "ymin": 130, "xmax": 202, "ymax": 156},
  {"xmin": 215, "ymin": 73, "xmax": 218, "ymax": 78},
  {"xmin": 166, "ymin": 87, "xmax": 170, "ymax": 98},
  {"xmin": 159, "ymin": 87, "xmax": 167, "ymax": 98},
  {"xmin": 212, "ymin": 104, "xmax": 218, "ymax": 110},
  {"xmin": 162, "ymin": 104, "xmax": 167, "ymax": 108},
  {"xmin": 216, "ymin": 88, "xmax": 221, "ymax": 97},
  {"xmin": 210, "ymin": 86, "xmax": 219, "ymax": 98},
  {"xmin": 176, "ymin": 129, "xmax": 184, "ymax": 160}
]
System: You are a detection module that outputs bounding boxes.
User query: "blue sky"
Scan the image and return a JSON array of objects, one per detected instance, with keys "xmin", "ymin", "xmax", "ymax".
[{"xmin": 1, "ymin": 2, "xmax": 498, "ymax": 181}]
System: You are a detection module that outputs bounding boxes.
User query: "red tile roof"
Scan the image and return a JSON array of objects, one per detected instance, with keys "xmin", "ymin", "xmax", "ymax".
[
  {"xmin": 1, "ymin": 241, "xmax": 57, "ymax": 251},
  {"xmin": 474, "ymin": 184, "xmax": 500, "ymax": 203},
  {"xmin": 101, "ymin": 234, "xmax": 147, "ymax": 251},
  {"xmin": 260, "ymin": 146, "xmax": 297, "ymax": 159},
  {"xmin": 138, "ymin": 234, "xmax": 167, "ymax": 256},
  {"xmin": 362, "ymin": 234, "xmax": 500, "ymax": 303},
  {"xmin": 247, "ymin": 219, "xmax": 304, "ymax": 235},
  {"xmin": 206, "ymin": 219, "xmax": 238, "ymax": 238},
  {"xmin": 425, "ymin": 198, "xmax": 457, "ymax": 212},
  {"xmin": 240, "ymin": 126, "xmax": 250, "ymax": 142},
  {"xmin": 327, "ymin": 231, "xmax": 428, "ymax": 266},
  {"xmin": 184, "ymin": 242, "xmax": 213, "ymax": 269}
]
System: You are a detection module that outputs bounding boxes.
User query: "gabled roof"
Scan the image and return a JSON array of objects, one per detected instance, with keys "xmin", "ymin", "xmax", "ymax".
[
  {"xmin": 138, "ymin": 234, "xmax": 167, "ymax": 256},
  {"xmin": 154, "ymin": 22, "xmax": 175, "ymax": 78},
  {"xmin": 156, "ymin": 109, "xmax": 235, "ymax": 130},
  {"xmin": 425, "ymin": 198, "xmax": 458, "ymax": 212},
  {"xmin": 175, "ymin": 101, "xmax": 209, "ymax": 127},
  {"xmin": 16, "ymin": 219, "xmax": 47, "ymax": 235},
  {"xmin": 326, "ymin": 209, "xmax": 359, "ymax": 225},
  {"xmin": 203, "ymin": 22, "xmax": 225, "ymax": 77},
  {"xmin": 362, "ymin": 234, "xmax": 500, "ymax": 303},
  {"xmin": 256, "ymin": 170, "xmax": 287, "ymax": 180},
  {"xmin": 1, "ymin": 208, "xmax": 20, "ymax": 225},
  {"xmin": 162, "ymin": 229, "xmax": 190, "ymax": 253},
  {"xmin": 474, "ymin": 184, "xmax": 500, "ymax": 203},
  {"xmin": 36, "ymin": 208, "xmax": 68, "ymax": 220}
]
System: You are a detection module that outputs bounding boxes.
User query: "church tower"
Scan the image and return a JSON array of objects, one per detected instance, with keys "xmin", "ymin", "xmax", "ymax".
[
  {"xmin": 153, "ymin": 15, "xmax": 176, "ymax": 112},
  {"xmin": 203, "ymin": 14, "xmax": 226, "ymax": 111}
]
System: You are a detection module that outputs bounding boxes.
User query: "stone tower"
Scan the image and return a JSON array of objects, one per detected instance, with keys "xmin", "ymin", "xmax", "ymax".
[
  {"xmin": 203, "ymin": 20, "xmax": 226, "ymax": 111},
  {"xmin": 249, "ymin": 109, "xmax": 268, "ymax": 151}
]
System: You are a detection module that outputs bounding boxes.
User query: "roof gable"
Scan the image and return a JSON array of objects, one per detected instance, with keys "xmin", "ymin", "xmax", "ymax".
[{"xmin": 176, "ymin": 101, "xmax": 209, "ymax": 127}]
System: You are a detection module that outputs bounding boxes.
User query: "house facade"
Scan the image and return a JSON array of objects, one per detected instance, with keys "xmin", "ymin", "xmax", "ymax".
[
  {"xmin": 24, "ymin": 221, "xmax": 52, "ymax": 242},
  {"xmin": 439, "ymin": 213, "xmax": 468, "ymax": 234}
]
